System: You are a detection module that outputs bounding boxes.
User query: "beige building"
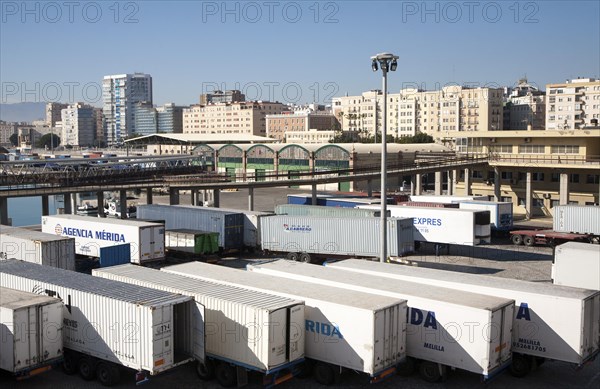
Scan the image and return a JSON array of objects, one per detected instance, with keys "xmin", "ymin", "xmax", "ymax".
[
  {"xmin": 266, "ymin": 111, "xmax": 339, "ymax": 141},
  {"xmin": 46, "ymin": 102, "xmax": 68, "ymax": 127},
  {"xmin": 332, "ymin": 86, "xmax": 504, "ymax": 140},
  {"xmin": 447, "ymin": 129, "xmax": 600, "ymax": 217},
  {"xmin": 183, "ymin": 101, "xmax": 286, "ymax": 136},
  {"xmin": 546, "ymin": 78, "xmax": 600, "ymax": 130},
  {"xmin": 504, "ymin": 78, "xmax": 546, "ymax": 130},
  {"xmin": 0, "ymin": 121, "xmax": 18, "ymax": 146}
]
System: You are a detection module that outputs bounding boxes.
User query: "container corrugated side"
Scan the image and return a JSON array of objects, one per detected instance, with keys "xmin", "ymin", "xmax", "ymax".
[
  {"xmin": 99, "ymin": 244, "xmax": 131, "ymax": 267},
  {"xmin": 138, "ymin": 205, "xmax": 243, "ymax": 249},
  {"xmin": 0, "ymin": 287, "xmax": 63, "ymax": 374},
  {"xmin": 261, "ymin": 216, "xmax": 414, "ymax": 257},
  {"xmin": 93, "ymin": 264, "xmax": 304, "ymax": 373},
  {"xmin": 553, "ymin": 205, "xmax": 600, "ymax": 235},
  {"xmin": 1, "ymin": 226, "xmax": 75, "ymax": 270},
  {"xmin": 275, "ymin": 204, "xmax": 382, "ymax": 218},
  {"xmin": 248, "ymin": 260, "xmax": 514, "ymax": 378},
  {"xmin": 327, "ymin": 258, "xmax": 600, "ymax": 365},
  {"xmin": 162, "ymin": 261, "xmax": 407, "ymax": 377},
  {"xmin": 0, "ymin": 260, "xmax": 196, "ymax": 374},
  {"xmin": 211, "ymin": 207, "xmax": 272, "ymax": 248}
]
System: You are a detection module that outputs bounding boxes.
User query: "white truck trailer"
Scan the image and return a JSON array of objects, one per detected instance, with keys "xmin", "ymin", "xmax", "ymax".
[
  {"xmin": 553, "ymin": 205, "xmax": 600, "ymax": 243},
  {"xmin": 552, "ymin": 242, "xmax": 600, "ymax": 290},
  {"xmin": 1, "ymin": 225, "xmax": 76, "ymax": 270},
  {"xmin": 359, "ymin": 205, "xmax": 491, "ymax": 246},
  {"xmin": 0, "ymin": 260, "xmax": 202, "ymax": 386},
  {"xmin": 41, "ymin": 214, "xmax": 165, "ymax": 264},
  {"xmin": 0, "ymin": 287, "xmax": 63, "ymax": 378},
  {"xmin": 247, "ymin": 260, "xmax": 514, "ymax": 382},
  {"xmin": 326, "ymin": 259, "xmax": 600, "ymax": 377},
  {"xmin": 162, "ymin": 261, "xmax": 408, "ymax": 385},
  {"xmin": 93, "ymin": 264, "xmax": 305, "ymax": 387},
  {"xmin": 458, "ymin": 200, "xmax": 513, "ymax": 231},
  {"xmin": 409, "ymin": 195, "xmax": 488, "ymax": 203}
]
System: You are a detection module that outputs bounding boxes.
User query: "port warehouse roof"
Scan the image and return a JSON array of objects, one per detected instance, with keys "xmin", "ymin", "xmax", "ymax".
[
  {"xmin": 124, "ymin": 133, "xmax": 278, "ymax": 145},
  {"xmin": 0, "ymin": 260, "xmax": 190, "ymax": 306}
]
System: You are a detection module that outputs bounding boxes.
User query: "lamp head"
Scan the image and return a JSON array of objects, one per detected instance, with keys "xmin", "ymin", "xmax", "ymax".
[
  {"xmin": 390, "ymin": 59, "xmax": 398, "ymax": 72},
  {"xmin": 371, "ymin": 60, "xmax": 378, "ymax": 72}
]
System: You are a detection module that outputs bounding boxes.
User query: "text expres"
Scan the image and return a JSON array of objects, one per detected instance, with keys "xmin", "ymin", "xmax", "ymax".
[{"xmin": 412, "ymin": 217, "xmax": 442, "ymax": 227}]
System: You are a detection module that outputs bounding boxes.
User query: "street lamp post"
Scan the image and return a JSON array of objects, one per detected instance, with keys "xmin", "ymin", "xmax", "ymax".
[{"xmin": 371, "ymin": 52, "xmax": 398, "ymax": 263}]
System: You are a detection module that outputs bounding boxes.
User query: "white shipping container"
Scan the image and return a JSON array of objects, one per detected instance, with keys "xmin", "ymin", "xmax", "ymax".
[
  {"xmin": 0, "ymin": 287, "xmax": 63, "ymax": 375},
  {"xmin": 327, "ymin": 259, "xmax": 600, "ymax": 368},
  {"xmin": 248, "ymin": 260, "xmax": 514, "ymax": 379},
  {"xmin": 1, "ymin": 225, "xmax": 76, "ymax": 270},
  {"xmin": 553, "ymin": 205, "xmax": 600, "ymax": 236},
  {"xmin": 41, "ymin": 215, "xmax": 165, "ymax": 263},
  {"xmin": 359, "ymin": 205, "xmax": 491, "ymax": 246},
  {"xmin": 260, "ymin": 216, "xmax": 414, "ymax": 258},
  {"xmin": 552, "ymin": 242, "xmax": 600, "ymax": 290},
  {"xmin": 93, "ymin": 264, "xmax": 304, "ymax": 374},
  {"xmin": 409, "ymin": 195, "xmax": 488, "ymax": 203},
  {"xmin": 0, "ymin": 260, "xmax": 202, "ymax": 376},
  {"xmin": 458, "ymin": 201, "xmax": 513, "ymax": 231},
  {"xmin": 162, "ymin": 262, "xmax": 407, "ymax": 379}
]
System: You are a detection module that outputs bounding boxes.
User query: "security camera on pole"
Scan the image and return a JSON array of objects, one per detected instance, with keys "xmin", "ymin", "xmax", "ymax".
[{"xmin": 371, "ymin": 52, "xmax": 398, "ymax": 263}]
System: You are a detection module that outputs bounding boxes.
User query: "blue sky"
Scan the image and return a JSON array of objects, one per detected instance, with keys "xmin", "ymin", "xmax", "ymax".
[{"xmin": 1, "ymin": 0, "xmax": 599, "ymax": 106}]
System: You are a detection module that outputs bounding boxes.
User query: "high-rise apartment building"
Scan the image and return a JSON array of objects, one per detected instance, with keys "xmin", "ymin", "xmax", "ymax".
[
  {"xmin": 46, "ymin": 102, "xmax": 68, "ymax": 127},
  {"xmin": 60, "ymin": 103, "xmax": 95, "ymax": 146},
  {"xmin": 545, "ymin": 78, "xmax": 600, "ymax": 130},
  {"xmin": 102, "ymin": 73, "xmax": 153, "ymax": 144},
  {"xmin": 503, "ymin": 78, "xmax": 546, "ymax": 130},
  {"xmin": 133, "ymin": 101, "xmax": 157, "ymax": 136},
  {"xmin": 183, "ymin": 101, "xmax": 286, "ymax": 136},
  {"xmin": 332, "ymin": 90, "xmax": 399, "ymax": 139},
  {"xmin": 157, "ymin": 103, "xmax": 184, "ymax": 133}
]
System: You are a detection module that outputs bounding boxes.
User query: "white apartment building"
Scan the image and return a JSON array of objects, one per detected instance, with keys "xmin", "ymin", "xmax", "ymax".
[
  {"xmin": 333, "ymin": 86, "xmax": 503, "ymax": 141},
  {"xmin": 332, "ymin": 90, "xmax": 400, "ymax": 139},
  {"xmin": 285, "ymin": 129, "xmax": 336, "ymax": 144},
  {"xmin": 503, "ymin": 78, "xmax": 546, "ymax": 130},
  {"xmin": 60, "ymin": 103, "xmax": 95, "ymax": 146},
  {"xmin": 102, "ymin": 73, "xmax": 153, "ymax": 144},
  {"xmin": 545, "ymin": 78, "xmax": 600, "ymax": 130},
  {"xmin": 182, "ymin": 101, "xmax": 286, "ymax": 136}
]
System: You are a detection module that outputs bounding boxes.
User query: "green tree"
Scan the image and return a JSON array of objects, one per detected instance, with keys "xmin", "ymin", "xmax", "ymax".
[
  {"xmin": 9, "ymin": 133, "xmax": 18, "ymax": 146},
  {"xmin": 36, "ymin": 133, "xmax": 60, "ymax": 149},
  {"xmin": 396, "ymin": 133, "xmax": 434, "ymax": 144}
]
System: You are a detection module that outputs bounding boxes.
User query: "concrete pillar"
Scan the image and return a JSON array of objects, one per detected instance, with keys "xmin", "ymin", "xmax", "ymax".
[
  {"xmin": 169, "ymin": 188, "xmax": 180, "ymax": 206},
  {"xmin": 63, "ymin": 193, "xmax": 72, "ymax": 214},
  {"xmin": 242, "ymin": 151, "xmax": 248, "ymax": 180},
  {"xmin": 464, "ymin": 168, "xmax": 472, "ymax": 196},
  {"xmin": 367, "ymin": 179, "xmax": 373, "ymax": 197},
  {"xmin": 311, "ymin": 184, "xmax": 317, "ymax": 205},
  {"xmin": 525, "ymin": 171, "xmax": 532, "ymax": 220},
  {"xmin": 119, "ymin": 190, "xmax": 128, "ymax": 219},
  {"xmin": 309, "ymin": 152, "xmax": 315, "ymax": 173},
  {"xmin": 410, "ymin": 175, "xmax": 416, "ymax": 196},
  {"xmin": 248, "ymin": 187, "xmax": 254, "ymax": 211},
  {"xmin": 446, "ymin": 171, "xmax": 453, "ymax": 195},
  {"xmin": 213, "ymin": 190, "xmax": 220, "ymax": 208},
  {"xmin": 0, "ymin": 196, "xmax": 8, "ymax": 225},
  {"xmin": 70, "ymin": 193, "xmax": 77, "ymax": 214},
  {"xmin": 451, "ymin": 169, "xmax": 458, "ymax": 195},
  {"xmin": 434, "ymin": 171, "xmax": 443, "ymax": 195},
  {"xmin": 415, "ymin": 174, "xmax": 422, "ymax": 195},
  {"xmin": 146, "ymin": 188, "xmax": 153, "ymax": 205},
  {"xmin": 559, "ymin": 173, "xmax": 569, "ymax": 205},
  {"xmin": 191, "ymin": 189, "xmax": 197, "ymax": 206},
  {"xmin": 41, "ymin": 195, "xmax": 49, "ymax": 216},
  {"xmin": 97, "ymin": 191, "xmax": 106, "ymax": 218},
  {"xmin": 273, "ymin": 151, "xmax": 279, "ymax": 178},
  {"xmin": 493, "ymin": 167, "xmax": 501, "ymax": 202}
]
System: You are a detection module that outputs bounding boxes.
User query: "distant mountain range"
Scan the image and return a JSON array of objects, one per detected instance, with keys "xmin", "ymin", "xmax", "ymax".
[{"xmin": 0, "ymin": 102, "xmax": 46, "ymax": 123}]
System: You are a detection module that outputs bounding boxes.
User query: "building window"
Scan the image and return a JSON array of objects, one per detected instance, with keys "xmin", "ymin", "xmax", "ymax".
[
  {"xmin": 501, "ymin": 172, "xmax": 513, "ymax": 180},
  {"xmin": 518, "ymin": 144, "xmax": 545, "ymax": 154},
  {"xmin": 587, "ymin": 174, "xmax": 600, "ymax": 184},
  {"xmin": 551, "ymin": 145, "xmax": 579, "ymax": 154},
  {"xmin": 489, "ymin": 145, "xmax": 512, "ymax": 153},
  {"xmin": 532, "ymin": 173, "xmax": 544, "ymax": 182},
  {"xmin": 533, "ymin": 198, "xmax": 544, "ymax": 207},
  {"xmin": 570, "ymin": 174, "xmax": 579, "ymax": 183},
  {"xmin": 472, "ymin": 170, "xmax": 483, "ymax": 179},
  {"xmin": 518, "ymin": 197, "xmax": 525, "ymax": 206},
  {"xmin": 501, "ymin": 196, "xmax": 512, "ymax": 203},
  {"xmin": 551, "ymin": 173, "xmax": 560, "ymax": 182}
]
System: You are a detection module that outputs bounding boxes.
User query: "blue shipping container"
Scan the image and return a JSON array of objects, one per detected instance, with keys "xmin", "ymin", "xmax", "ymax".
[{"xmin": 99, "ymin": 243, "xmax": 131, "ymax": 267}]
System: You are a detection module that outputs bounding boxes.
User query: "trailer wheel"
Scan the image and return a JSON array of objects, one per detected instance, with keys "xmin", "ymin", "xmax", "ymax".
[
  {"xmin": 510, "ymin": 354, "xmax": 531, "ymax": 377},
  {"xmin": 523, "ymin": 236, "xmax": 535, "ymax": 247},
  {"xmin": 78, "ymin": 357, "xmax": 97, "ymax": 381},
  {"xmin": 396, "ymin": 357, "xmax": 415, "ymax": 376},
  {"xmin": 215, "ymin": 362, "xmax": 237, "ymax": 387},
  {"xmin": 196, "ymin": 359, "xmax": 215, "ymax": 380},
  {"xmin": 299, "ymin": 252, "xmax": 312, "ymax": 263},
  {"xmin": 418, "ymin": 361, "xmax": 442, "ymax": 383},
  {"xmin": 314, "ymin": 362, "xmax": 336, "ymax": 386},
  {"xmin": 96, "ymin": 362, "xmax": 120, "ymax": 387},
  {"xmin": 286, "ymin": 252, "xmax": 299, "ymax": 261},
  {"xmin": 62, "ymin": 351, "xmax": 78, "ymax": 375},
  {"xmin": 511, "ymin": 234, "xmax": 523, "ymax": 245}
]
